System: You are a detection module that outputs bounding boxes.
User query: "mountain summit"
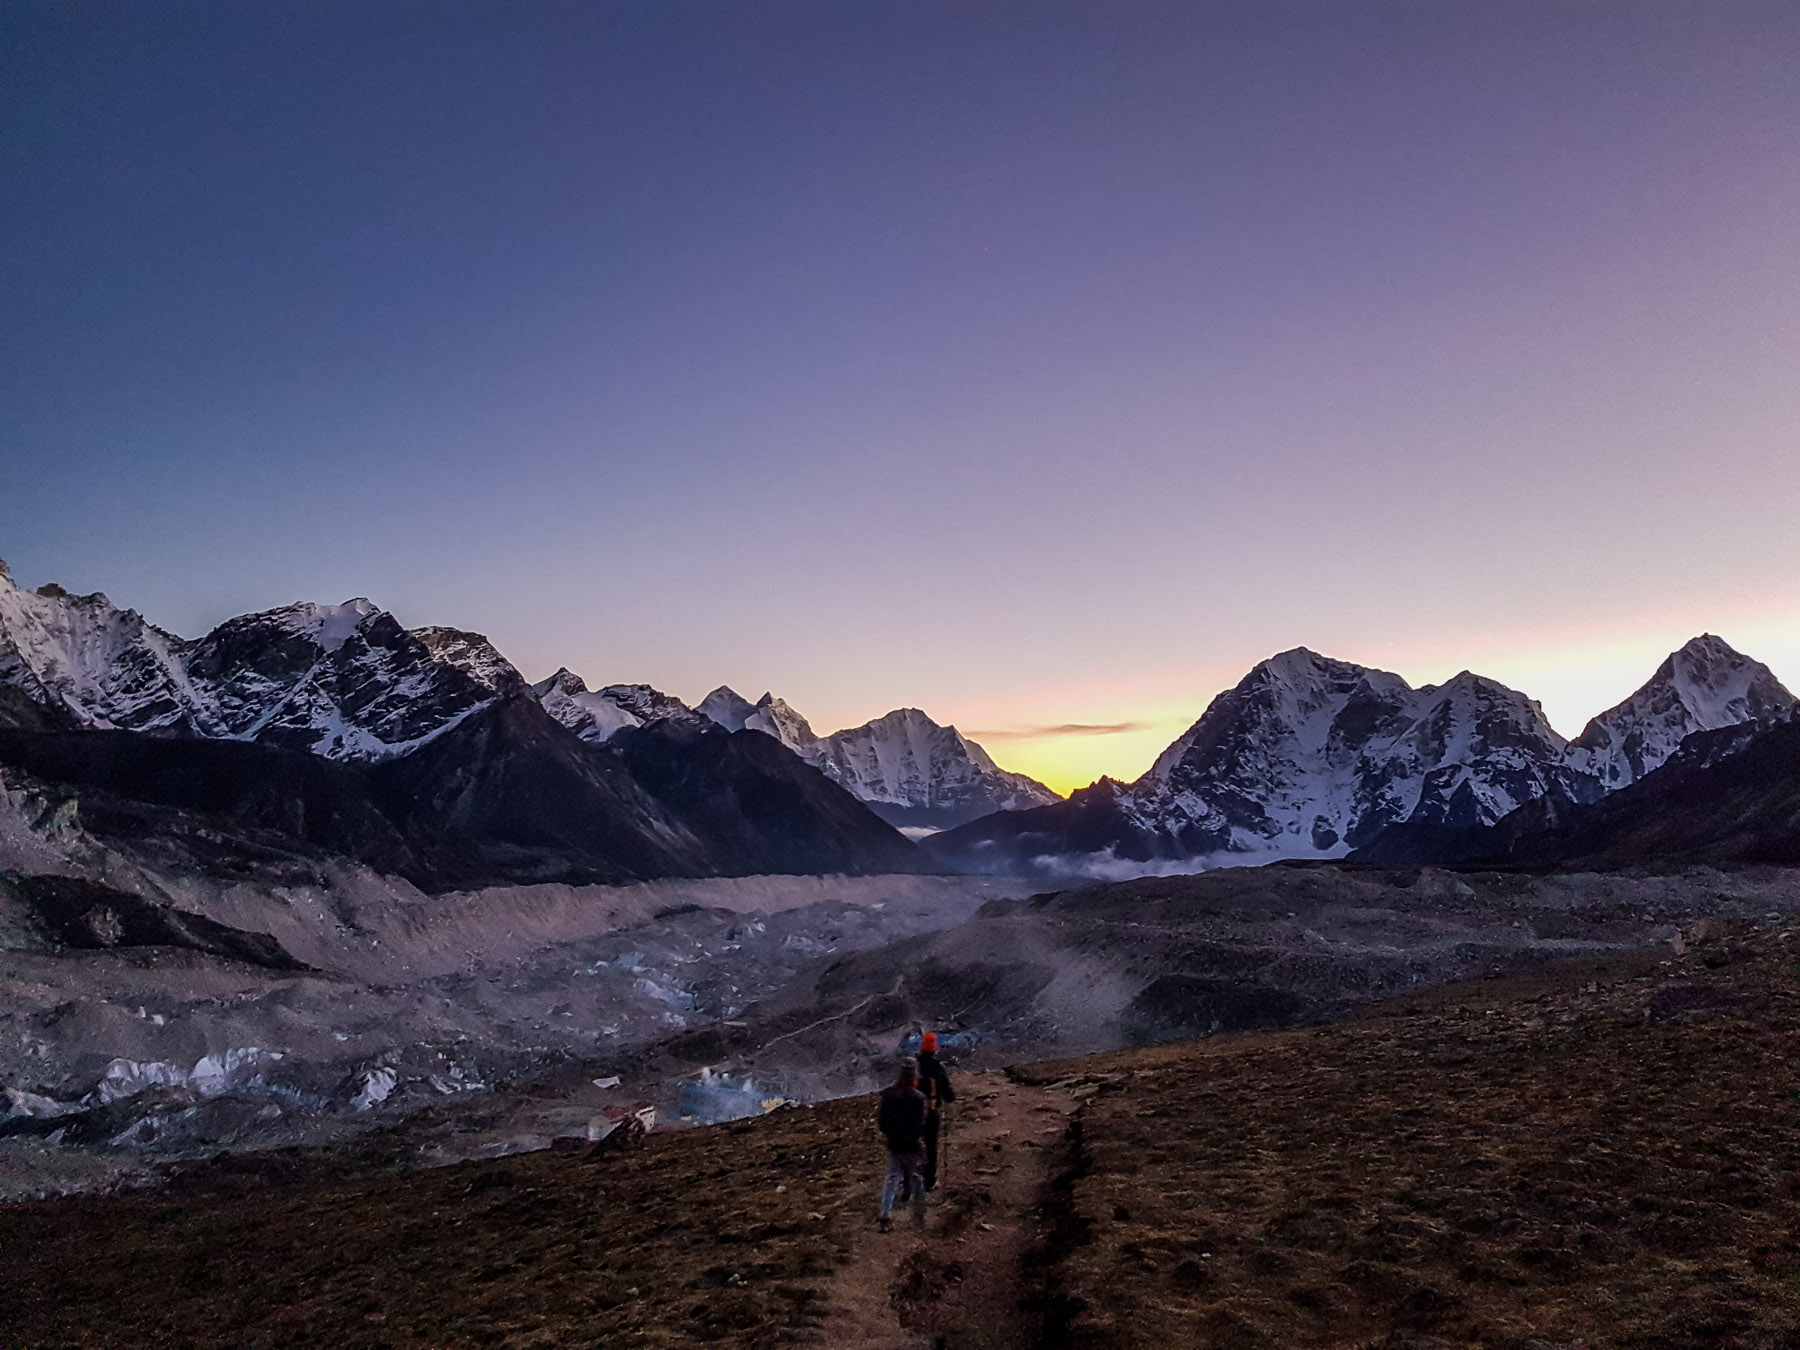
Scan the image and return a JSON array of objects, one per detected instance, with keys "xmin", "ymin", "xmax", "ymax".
[
  {"xmin": 926, "ymin": 637, "xmax": 1791, "ymax": 876},
  {"xmin": 1568, "ymin": 634, "xmax": 1795, "ymax": 789},
  {"xmin": 0, "ymin": 565, "xmax": 496, "ymax": 758},
  {"xmin": 696, "ymin": 694, "xmax": 1058, "ymax": 829}
]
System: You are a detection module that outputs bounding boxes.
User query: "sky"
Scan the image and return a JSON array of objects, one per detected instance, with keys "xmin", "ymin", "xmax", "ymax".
[{"xmin": 2, "ymin": 1, "xmax": 1797, "ymax": 794}]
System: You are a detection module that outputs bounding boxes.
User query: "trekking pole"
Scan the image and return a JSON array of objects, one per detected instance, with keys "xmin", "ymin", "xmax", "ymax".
[{"xmin": 939, "ymin": 1102, "xmax": 949, "ymax": 1192}]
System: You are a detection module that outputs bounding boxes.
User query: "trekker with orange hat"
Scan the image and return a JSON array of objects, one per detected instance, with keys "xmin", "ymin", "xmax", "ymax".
[{"xmin": 917, "ymin": 1031, "xmax": 955, "ymax": 1191}]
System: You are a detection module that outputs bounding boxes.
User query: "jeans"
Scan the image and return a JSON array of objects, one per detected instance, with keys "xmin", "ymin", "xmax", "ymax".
[{"xmin": 880, "ymin": 1147, "xmax": 926, "ymax": 1220}]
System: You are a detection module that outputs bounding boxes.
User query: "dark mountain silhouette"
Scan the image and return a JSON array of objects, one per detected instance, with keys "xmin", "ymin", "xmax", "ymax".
[
  {"xmin": 0, "ymin": 696, "xmax": 925, "ymax": 892},
  {"xmin": 366, "ymin": 694, "xmax": 706, "ymax": 887},
  {"xmin": 0, "ymin": 727, "xmax": 445, "ymax": 881},
  {"xmin": 607, "ymin": 719, "xmax": 929, "ymax": 877}
]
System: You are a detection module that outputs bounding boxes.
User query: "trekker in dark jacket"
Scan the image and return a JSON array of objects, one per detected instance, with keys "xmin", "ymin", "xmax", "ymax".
[
  {"xmin": 875, "ymin": 1058, "xmax": 928, "ymax": 1231},
  {"xmin": 917, "ymin": 1032, "xmax": 955, "ymax": 1191}
]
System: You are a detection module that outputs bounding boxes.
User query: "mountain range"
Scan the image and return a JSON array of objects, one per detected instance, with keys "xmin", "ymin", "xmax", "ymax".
[
  {"xmin": 496, "ymin": 671, "xmax": 1058, "ymax": 831},
  {"xmin": 4, "ymin": 557, "xmax": 1796, "ymax": 883},
  {"xmin": 690, "ymin": 688, "xmax": 1058, "ymax": 829},
  {"xmin": 1351, "ymin": 709, "xmax": 1800, "ymax": 869},
  {"xmin": 0, "ymin": 561, "xmax": 928, "ymax": 886},
  {"xmin": 0, "ymin": 559, "xmax": 1048, "ymax": 834},
  {"xmin": 923, "ymin": 635, "xmax": 1796, "ymax": 876}
]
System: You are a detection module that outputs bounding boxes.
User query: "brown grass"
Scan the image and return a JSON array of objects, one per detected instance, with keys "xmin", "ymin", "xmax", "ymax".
[
  {"xmin": 0, "ymin": 1096, "xmax": 882, "ymax": 1348},
  {"xmin": 1045, "ymin": 926, "xmax": 1800, "ymax": 1348},
  {"xmin": 2, "ymin": 924, "xmax": 1797, "ymax": 1348}
]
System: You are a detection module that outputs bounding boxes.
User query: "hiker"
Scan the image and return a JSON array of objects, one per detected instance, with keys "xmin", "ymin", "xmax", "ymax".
[
  {"xmin": 917, "ymin": 1031, "xmax": 955, "ymax": 1191},
  {"xmin": 875, "ymin": 1057, "xmax": 928, "ymax": 1232}
]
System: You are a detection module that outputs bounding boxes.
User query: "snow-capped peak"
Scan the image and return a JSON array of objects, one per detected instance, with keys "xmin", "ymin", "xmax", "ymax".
[
  {"xmin": 697, "ymin": 686, "xmax": 758, "ymax": 732},
  {"xmin": 596, "ymin": 683, "xmax": 710, "ymax": 730},
  {"xmin": 1568, "ymin": 634, "xmax": 1796, "ymax": 789},
  {"xmin": 410, "ymin": 626, "xmax": 524, "ymax": 695},
  {"xmin": 699, "ymin": 692, "xmax": 1058, "ymax": 828},
  {"xmin": 743, "ymin": 693, "xmax": 819, "ymax": 754},
  {"xmin": 257, "ymin": 598, "xmax": 382, "ymax": 654},
  {"xmin": 532, "ymin": 672, "xmax": 708, "ymax": 744},
  {"xmin": 532, "ymin": 668, "xmax": 643, "ymax": 743},
  {"xmin": 531, "ymin": 667, "xmax": 590, "ymax": 698},
  {"xmin": 0, "ymin": 564, "xmax": 202, "ymax": 733},
  {"xmin": 1145, "ymin": 648, "xmax": 1409, "ymax": 786},
  {"xmin": 0, "ymin": 568, "xmax": 509, "ymax": 759},
  {"xmin": 1129, "ymin": 649, "xmax": 1579, "ymax": 858},
  {"xmin": 696, "ymin": 687, "xmax": 820, "ymax": 752},
  {"xmin": 805, "ymin": 704, "xmax": 1059, "ymax": 827}
]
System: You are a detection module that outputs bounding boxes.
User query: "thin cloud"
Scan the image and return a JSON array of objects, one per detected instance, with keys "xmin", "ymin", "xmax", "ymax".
[{"xmin": 965, "ymin": 721, "xmax": 1144, "ymax": 740}]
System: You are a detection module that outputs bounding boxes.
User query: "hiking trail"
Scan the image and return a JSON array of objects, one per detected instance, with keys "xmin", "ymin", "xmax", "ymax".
[{"xmin": 808, "ymin": 1070, "xmax": 1083, "ymax": 1349}]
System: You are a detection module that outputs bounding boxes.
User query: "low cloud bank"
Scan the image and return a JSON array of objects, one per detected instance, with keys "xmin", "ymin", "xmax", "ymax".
[{"xmin": 1027, "ymin": 847, "xmax": 1216, "ymax": 882}]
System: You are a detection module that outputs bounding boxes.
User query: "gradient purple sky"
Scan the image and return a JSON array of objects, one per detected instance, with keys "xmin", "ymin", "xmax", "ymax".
[{"xmin": 3, "ymin": 2, "xmax": 1797, "ymax": 793}]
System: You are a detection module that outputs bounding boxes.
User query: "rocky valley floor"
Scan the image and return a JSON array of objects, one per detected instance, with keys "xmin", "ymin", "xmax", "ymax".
[{"xmin": 3, "ymin": 916, "xmax": 1796, "ymax": 1348}]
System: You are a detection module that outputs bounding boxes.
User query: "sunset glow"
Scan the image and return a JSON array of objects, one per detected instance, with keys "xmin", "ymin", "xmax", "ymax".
[{"xmin": 3, "ymin": 3, "xmax": 1795, "ymax": 801}]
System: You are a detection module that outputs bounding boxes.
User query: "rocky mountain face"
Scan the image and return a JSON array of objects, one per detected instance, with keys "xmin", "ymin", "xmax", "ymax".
[
  {"xmin": 1355, "ymin": 707, "xmax": 1800, "ymax": 868},
  {"xmin": 555, "ymin": 679, "xmax": 1059, "ymax": 829},
  {"xmin": 364, "ymin": 688, "xmax": 924, "ymax": 886},
  {"xmin": 808, "ymin": 707, "xmax": 1060, "ymax": 829},
  {"xmin": 928, "ymin": 639, "xmax": 1794, "ymax": 876},
  {"xmin": 410, "ymin": 627, "xmax": 526, "ymax": 696},
  {"xmin": 0, "ymin": 561, "xmax": 202, "ymax": 737},
  {"xmin": 0, "ymin": 563, "xmax": 503, "ymax": 760},
  {"xmin": 604, "ymin": 718, "xmax": 930, "ymax": 875},
  {"xmin": 530, "ymin": 669, "xmax": 711, "ymax": 746},
  {"xmin": 0, "ymin": 697, "xmax": 929, "ymax": 892},
  {"xmin": 696, "ymin": 688, "xmax": 1059, "ymax": 829}
]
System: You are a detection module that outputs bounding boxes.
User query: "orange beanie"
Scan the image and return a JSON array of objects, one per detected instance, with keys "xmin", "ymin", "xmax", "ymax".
[{"xmin": 921, "ymin": 1032, "xmax": 938, "ymax": 1052}]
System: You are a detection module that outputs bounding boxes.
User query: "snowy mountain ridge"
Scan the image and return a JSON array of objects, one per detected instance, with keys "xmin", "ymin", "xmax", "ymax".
[
  {"xmin": 0, "ymin": 563, "xmax": 500, "ymax": 760},
  {"xmin": 530, "ymin": 669, "xmax": 713, "ymax": 745},
  {"xmin": 1567, "ymin": 634, "xmax": 1795, "ymax": 789},
  {"xmin": 0, "ymin": 559, "xmax": 1051, "ymax": 828},
  {"xmin": 1120, "ymin": 648, "xmax": 1596, "ymax": 859},
  {"xmin": 691, "ymin": 688, "xmax": 1060, "ymax": 829},
  {"xmin": 927, "ymin": 637, "xmax": 1795, "ymax": 876},
  {"xmin": 7, "ymin": 557, "xmax": 1790, "ymax": 862}
]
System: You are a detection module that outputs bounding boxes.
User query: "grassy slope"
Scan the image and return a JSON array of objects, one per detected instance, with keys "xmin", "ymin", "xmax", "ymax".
[
  {"xmin": 1, "ymin": 924, "xmax": 1797, "ymax": 1348},
  {"xmin": 0, "ymin": 1100, "xmax": 877, "ymax": 1349},
  {"xmin": 1043, "ymin": 925, "xmax": 1800, "ymax": 1349}
]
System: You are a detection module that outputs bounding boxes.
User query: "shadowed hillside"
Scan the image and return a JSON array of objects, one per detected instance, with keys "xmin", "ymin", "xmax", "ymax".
[{"xmin": 1357, "ymin": 715, "xmax": 1800, "ymax": 868}]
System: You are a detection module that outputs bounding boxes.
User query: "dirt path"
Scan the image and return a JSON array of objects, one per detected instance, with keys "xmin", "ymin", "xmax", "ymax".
[{"xmin": 812, "ymin": 1070, "xmax": 1080, "ymax": 1349}]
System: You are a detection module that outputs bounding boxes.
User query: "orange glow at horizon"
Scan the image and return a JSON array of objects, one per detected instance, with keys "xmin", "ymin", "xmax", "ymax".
[
  {"xmin": 969, "ymin": 609, "xmax": 1800, "ymax": 799},
  {"xmin": 973, "ymin": 718, "xmax": 1193, "ymax": 797}
]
